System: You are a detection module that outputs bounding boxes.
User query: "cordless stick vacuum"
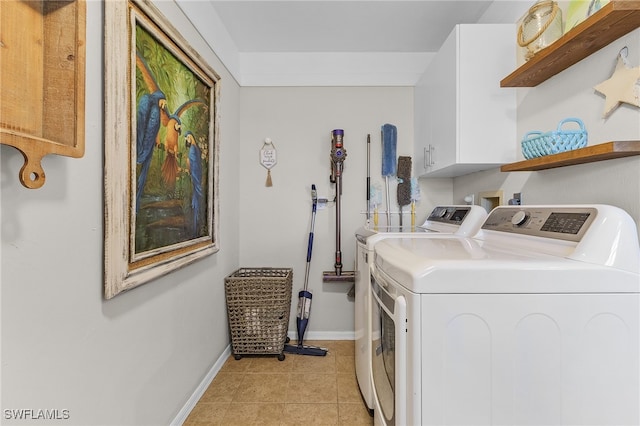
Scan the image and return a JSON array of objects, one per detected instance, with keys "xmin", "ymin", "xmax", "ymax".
[
  {"xmin": 284, "ymin": 185, "xmax": 327, "ymax": 356},
  {"xmin": 323, "ymin": 129, "xmax": 355, "ymax": 283}
]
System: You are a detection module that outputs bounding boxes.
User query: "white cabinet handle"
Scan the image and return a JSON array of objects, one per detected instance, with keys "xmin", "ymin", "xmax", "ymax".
[
  {"xmin": 424, "ymin": 147, "xmax": 428, "ymax": 169},
  {"xmin": 424, "ymin": 145, "xmax": 435, "ymax": 168}
]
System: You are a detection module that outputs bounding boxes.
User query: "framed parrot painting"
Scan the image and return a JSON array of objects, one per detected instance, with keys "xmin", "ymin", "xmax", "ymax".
[{"xmin": 104, "ymin": 0, "xmax": 220, "ymax": 299}]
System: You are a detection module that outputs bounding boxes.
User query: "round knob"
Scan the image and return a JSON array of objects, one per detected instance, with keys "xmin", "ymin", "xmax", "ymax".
[
  {"xmin": 435, "ymin": 208, "xmax": 447, "ymax": 218},
  {"xmin": 511, "ymin": 211, "xmax": 529, "ymax": 226}
]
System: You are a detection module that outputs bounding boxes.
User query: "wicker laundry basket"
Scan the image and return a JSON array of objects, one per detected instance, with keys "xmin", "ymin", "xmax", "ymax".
[{"xmin": 224, "ymin": 268, "xmax": 293, "ymax": 361}]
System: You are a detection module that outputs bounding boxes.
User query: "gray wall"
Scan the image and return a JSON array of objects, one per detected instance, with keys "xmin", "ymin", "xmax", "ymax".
[
  {"xmin": 237, "ymin": 86, "xmax": 453, "ymax": 337},
  {"xmin": 1, "ymin": 1, "xmax": 241, "ymax": 424}
]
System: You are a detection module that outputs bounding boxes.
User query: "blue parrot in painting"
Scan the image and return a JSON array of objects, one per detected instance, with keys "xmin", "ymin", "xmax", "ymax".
[
  {"xmin": 136, "ymin": 90, "xmax": 168, "ymax": 211},
  {"xmin": 185, "ymin": 131, "xmax": 203, "ymax": 236},
  {"xmin": 134, "ymin": 51, "xmax": 170, "ymax": 212}
]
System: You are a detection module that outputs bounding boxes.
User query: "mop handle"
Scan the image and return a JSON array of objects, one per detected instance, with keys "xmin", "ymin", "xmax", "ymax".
[
  {"xmin": 307, "ymin": 226, "xmax": 314, "ymax": 262},
  {"xmin": 307, "ymin": 184, "xmax": 317, "ymax": 262}
]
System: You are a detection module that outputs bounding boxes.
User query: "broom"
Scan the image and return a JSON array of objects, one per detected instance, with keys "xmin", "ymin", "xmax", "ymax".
[{"xmin": 397, "ymin": 156, "xmax": 412, "ymax": 227}]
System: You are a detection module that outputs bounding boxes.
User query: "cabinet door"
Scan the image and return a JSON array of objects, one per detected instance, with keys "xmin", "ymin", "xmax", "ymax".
[
  {"xmin": 414, "ymin": 66, "xmax": 433, "ymax": 175},
  {"xmin": 458, "ymin": 25, "xmax": 516, "ymax": 165},
  {"xmin": 415, "ymin": 24, "xmax": 516, "ymax": 178},
  {"xmin": 427, "ymin": 27, "xmax": 458, "ymax": 174},
  {"xmin": 413, "ymin": 26, "xmax": 457, "ymax": 176}
]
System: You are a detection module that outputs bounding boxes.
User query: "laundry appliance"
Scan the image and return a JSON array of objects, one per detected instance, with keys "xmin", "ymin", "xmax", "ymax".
[
  {"xmin": 370, "ymin": 205, "xmax": 640, "ymax": 426},
  {"xmin": 354, "ymin": 205, "xmax": 487, "ymax": 411}
]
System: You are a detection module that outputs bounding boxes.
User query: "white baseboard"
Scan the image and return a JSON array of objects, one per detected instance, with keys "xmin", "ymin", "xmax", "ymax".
[
  {"xmin": 171, "ymin": 344, "xmax": 232, "ymax": 426},
  {"xmin": 171, "ymin": 333, "xmax": 354, "ymax": 425}
]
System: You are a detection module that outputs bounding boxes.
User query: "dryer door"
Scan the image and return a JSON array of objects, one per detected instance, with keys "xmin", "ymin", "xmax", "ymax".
[{"xmin": 371, "ymin": 271, "xmax": 407, "ymax": 426}]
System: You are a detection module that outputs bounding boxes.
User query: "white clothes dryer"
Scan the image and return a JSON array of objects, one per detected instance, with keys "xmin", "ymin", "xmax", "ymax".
[
  {"xmin": 371, "ymin": 205, "xmax": 640, "ymax": 426},
  {"xmin": 354, "ymin": 205, "xmax": 487, "ymax": 411}
]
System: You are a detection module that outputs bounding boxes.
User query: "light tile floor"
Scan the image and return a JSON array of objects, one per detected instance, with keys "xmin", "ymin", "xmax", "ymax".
[{"xmin": 184, "ymin": 340, "xmax": 374, "ymax": 425}]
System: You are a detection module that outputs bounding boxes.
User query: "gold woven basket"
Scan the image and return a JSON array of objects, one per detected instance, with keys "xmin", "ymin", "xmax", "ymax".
[{"xmin": 225, "ymin": 268, "xmax": 293, "ymax": 360}]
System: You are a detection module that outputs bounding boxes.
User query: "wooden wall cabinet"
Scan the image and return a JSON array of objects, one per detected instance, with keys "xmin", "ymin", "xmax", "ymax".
[{"xmin": 0, "ymin": 0, "xmax": 86, "ymax": 189}]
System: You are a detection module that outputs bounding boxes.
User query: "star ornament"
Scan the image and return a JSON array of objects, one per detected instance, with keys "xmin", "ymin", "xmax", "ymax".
[{"xmin": 594, "ymin": 54, "xmax": 640, "ymax": 117}]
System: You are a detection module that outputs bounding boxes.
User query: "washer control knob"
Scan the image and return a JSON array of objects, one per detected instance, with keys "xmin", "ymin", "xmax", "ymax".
[{"xmin": 511, "ymin": 210, "xmax": 529, "ymax": 226}]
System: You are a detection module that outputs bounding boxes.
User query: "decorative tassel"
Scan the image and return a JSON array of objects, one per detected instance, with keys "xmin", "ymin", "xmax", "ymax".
[{"xmin": 265, "ymin": 170, "xmax": 272, "ymax": 187}]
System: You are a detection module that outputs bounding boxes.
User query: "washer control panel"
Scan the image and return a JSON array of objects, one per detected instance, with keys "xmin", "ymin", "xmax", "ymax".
[
  {"xmin": 426, "ymin": 206, "xmax": 471, "ymax": 224},
  {"xmin": 482, "ymin": 207, "xmax": 597, "ymax": 242}
]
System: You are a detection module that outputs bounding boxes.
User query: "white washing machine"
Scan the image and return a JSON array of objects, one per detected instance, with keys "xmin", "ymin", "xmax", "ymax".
[
  {"xmin": 354, "ymin": 205, "xmax": 487, "ymax": 411},
  {"xmin": 371, "ymin": 205, "xmax": 640, "ymax": 426}
]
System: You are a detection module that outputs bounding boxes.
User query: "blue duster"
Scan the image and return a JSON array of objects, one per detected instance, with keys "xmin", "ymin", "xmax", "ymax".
[{"xmin": 381, "ymin": 123, "xmax": 397, "ymax": 176}]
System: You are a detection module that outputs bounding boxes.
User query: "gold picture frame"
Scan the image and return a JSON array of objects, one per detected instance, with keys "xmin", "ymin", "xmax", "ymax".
[{"xmin": 104, "ymin": 0, "xmax": 220, "ymax": 299}]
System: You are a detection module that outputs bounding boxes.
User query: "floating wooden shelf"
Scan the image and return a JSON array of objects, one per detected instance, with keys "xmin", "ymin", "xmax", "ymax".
[
  {"xmin": 501, "ymin": 141, "xmax": 640, "ymax": 171},
  {"xmin": 501, "ymin": 0, "xmax": 640, "ymax": 87},
  {"xmin": 0, "ymin": 0, "xmax": 86, "ymax": 189}
]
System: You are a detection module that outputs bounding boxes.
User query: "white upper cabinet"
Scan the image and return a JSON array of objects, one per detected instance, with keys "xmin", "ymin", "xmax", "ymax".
[{"xmin": 414, "ymin": 24, "xmax": 516, "ymax": 178}]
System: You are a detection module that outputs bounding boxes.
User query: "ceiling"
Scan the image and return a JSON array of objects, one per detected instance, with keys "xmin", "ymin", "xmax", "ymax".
[
  {"xmin": 177, "ymin": 1, "xmax": 531, "ymax": 86},
  {"xmin": 209, "ymin": 1, "xmax": 494, "ymax": 53}
]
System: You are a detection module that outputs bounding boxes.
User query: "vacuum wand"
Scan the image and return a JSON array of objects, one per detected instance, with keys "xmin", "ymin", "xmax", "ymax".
[
  {"xmin": 330, "ymin": 129, "xmax": 346, "ymax": 275},
  {"xmin": 323, "ymin": 129, "xmax": 355, "ymax": 283}
]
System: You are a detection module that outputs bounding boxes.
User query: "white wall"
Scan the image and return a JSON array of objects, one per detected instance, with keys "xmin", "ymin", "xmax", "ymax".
[
  {"xmin": 452, "ymin": 29, "xmax": 640, "ymax": 236},
  {"xmin": 1, "ymin": 1, "xmax": 241, "ymax": 424}
]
